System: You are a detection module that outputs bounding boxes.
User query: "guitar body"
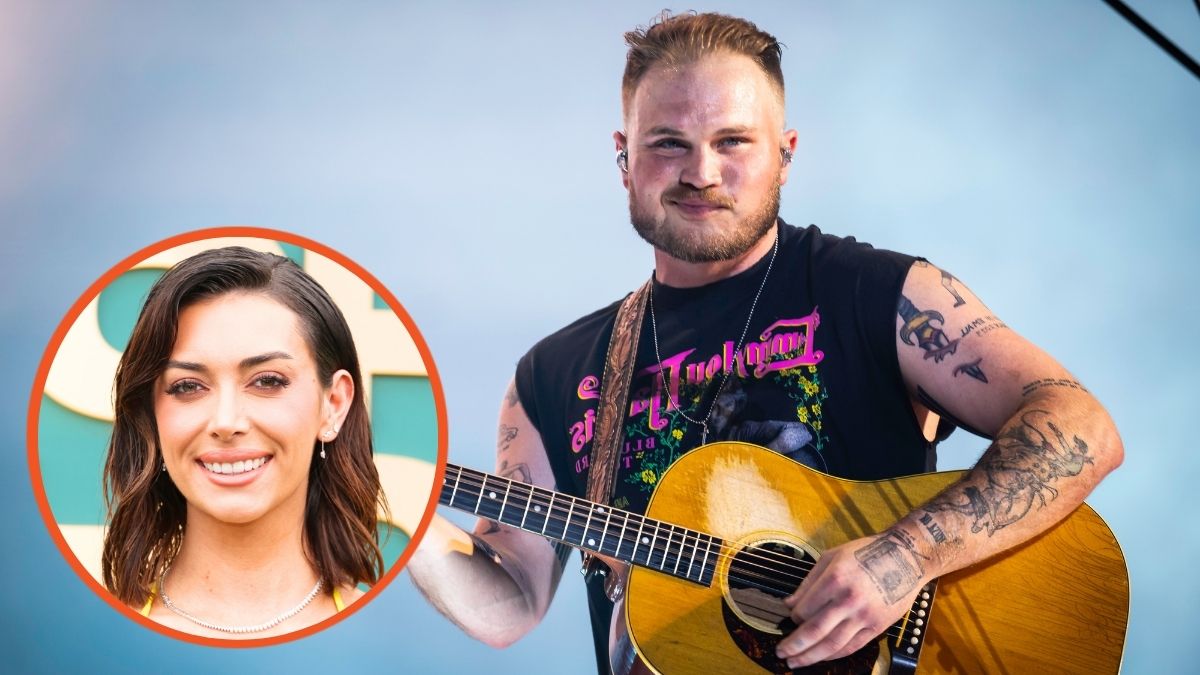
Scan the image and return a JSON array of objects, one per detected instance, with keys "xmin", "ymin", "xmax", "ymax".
[{"xmin": 625, "ymin": 442, "xmax": 1128, "ymax": 674}]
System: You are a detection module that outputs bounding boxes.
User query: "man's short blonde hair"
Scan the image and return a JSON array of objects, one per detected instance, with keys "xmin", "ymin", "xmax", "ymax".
[{"xmin": 621, "ymin": 11, "xmax": 785, "ymax": 115}]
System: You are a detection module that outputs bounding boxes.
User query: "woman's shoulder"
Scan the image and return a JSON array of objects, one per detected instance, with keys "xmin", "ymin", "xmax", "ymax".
[{"xmin": 335, "ymin": 583, "xmax": 366, "ymax": 610}]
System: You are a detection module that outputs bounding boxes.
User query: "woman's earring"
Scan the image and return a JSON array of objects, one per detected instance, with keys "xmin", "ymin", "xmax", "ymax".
[{"xmin": 320, "ymin": 428, "xmax": 336, "ymax": 460}]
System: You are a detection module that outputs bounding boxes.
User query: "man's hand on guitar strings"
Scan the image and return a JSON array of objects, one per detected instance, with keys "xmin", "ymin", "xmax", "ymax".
[{"xmin": 777, "ymin": 528, "xmax": 929, "ymax": 669}]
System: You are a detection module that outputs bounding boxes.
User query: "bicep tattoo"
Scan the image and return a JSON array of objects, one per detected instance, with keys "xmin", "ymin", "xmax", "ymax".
[
  {"xmin": 898, "ymin": 294, "xmax": 988, "ymax": 383},
  {"xmin": 898, "ymin": 295, "xmax": 961, "ymax": 364},
  {"xmin": 497, "ymin": 423, "xmax": 518, "ymax": 453},
  {"xmin": 1021, "ymin": 378, "xmax": 1089, "ymax": 397},
  {"xmin": 939, "ymin": 268, "xmax": 967, "ymax": 307},
  {"xmin": 498, "ymin": 460, "xmax": 532, "ymax": 484}
]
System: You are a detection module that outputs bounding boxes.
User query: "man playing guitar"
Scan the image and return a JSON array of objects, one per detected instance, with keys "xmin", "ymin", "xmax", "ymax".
[{"xmin": 408, "ymin": 11, "xmax": 1123, "ymax": 674}]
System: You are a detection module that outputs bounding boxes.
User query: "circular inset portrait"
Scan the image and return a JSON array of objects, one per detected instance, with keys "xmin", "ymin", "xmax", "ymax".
[{"xmin": 28, "ymin": 228, "xmax": 445, "ymax": 645}]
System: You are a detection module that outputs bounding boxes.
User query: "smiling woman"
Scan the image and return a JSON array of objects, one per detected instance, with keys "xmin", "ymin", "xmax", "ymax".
[{"xmin": 102, "ymin": 246, "xmax": 388, "ymax": 639}]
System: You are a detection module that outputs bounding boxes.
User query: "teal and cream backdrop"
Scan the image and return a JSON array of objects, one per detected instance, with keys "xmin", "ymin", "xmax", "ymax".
[{"xmin": 36, "ymin": 235, "xmax": 439, "ymax": 588}]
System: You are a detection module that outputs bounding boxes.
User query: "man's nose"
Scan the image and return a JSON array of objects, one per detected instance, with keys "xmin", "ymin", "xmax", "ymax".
[{"xmin": 679, "ymin": 146, "xmax": 722, "ymax": 190}]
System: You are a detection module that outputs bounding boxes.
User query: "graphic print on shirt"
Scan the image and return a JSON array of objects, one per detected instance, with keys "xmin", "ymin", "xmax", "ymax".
[{"xmin": 565, "ymin": 308, "xmax": 828, "ymax": 511}]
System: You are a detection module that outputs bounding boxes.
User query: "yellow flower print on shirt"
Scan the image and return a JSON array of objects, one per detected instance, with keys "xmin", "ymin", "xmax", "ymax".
[{"xmin": 641, "ymin": 469, "xmax": 657, "ymax": 485}]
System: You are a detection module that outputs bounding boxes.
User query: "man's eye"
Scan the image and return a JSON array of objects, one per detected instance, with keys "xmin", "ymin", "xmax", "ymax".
[
  {"xmin": 718, "ymin": 137, "xmax": 749, "ymax": 148},
  {"xmin": 653, "ymin": 139, "xmax": 686, "ymax": 149}
]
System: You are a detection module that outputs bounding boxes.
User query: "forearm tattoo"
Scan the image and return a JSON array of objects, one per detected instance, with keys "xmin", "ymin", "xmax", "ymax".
[
  {"xmin": 925, "ymin": 409, "xmax": 1092, "ymax": 537},
  {"xmin": 918, "ymin": 512, "xmax": 947, "ymax": 544},
  {"xmin": 855, "ymin": 528, "xmax": 926, "ymax": 605}
]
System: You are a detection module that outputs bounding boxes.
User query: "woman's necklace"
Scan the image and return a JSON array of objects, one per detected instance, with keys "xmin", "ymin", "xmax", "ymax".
[
  {"xmin": 648, "ymin": 230, "xmax": 779, "ymax": 445},
  {"xmin": 158, "ymin": 563, "xmax": 324, "ymax": 635}
]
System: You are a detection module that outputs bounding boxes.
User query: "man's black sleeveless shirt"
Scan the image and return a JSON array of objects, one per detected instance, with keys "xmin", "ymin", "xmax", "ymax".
[{"xmin": 514, "ymin": 221, "xmax": 932, "ymax": 672}]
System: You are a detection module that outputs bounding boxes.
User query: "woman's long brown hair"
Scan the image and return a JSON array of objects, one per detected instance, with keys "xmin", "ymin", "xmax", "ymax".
[{"xmin": 102, "ymin": 246, "xmax": 388, "ymax": 605}]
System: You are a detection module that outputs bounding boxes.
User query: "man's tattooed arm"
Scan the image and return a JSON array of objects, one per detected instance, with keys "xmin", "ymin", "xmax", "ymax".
[
  {"xmin": 895, "ymin": 400, "xmax": 1120, "ymax": 586},
  {"xmin": 892, "ymin": 259, "xmax": 1122, "ymax": 577},
  {"xmin": 495, "ymin": 453, "xmax": 571, "ymax": 566},
  {"xmin": 923, "ymin": 409, "xmax": 1092, "ymax": 537},
  {"xmin": 407, "ymin": 375, "xmax": 567, "ymax": 646}
]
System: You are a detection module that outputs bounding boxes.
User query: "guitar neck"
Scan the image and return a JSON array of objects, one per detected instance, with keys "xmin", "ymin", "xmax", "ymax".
[{"xmin": 440, "ymin": 464, "xmax": 719, "ymax": 586}]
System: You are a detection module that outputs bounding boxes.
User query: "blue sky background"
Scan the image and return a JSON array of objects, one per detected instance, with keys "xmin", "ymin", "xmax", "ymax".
[{"xmin": 1, "ymin": 1, "xmax": 1196, "ymax": 672}]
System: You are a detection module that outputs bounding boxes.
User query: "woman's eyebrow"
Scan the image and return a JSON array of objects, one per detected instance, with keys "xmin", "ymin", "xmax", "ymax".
[
  {"xmin": 163, "ymin": 351, "xmax": 294, "ymax": 373},
  {"xmin": 240, "ymin": 351, "xmax": 294, "ymax": 369},
  {"xmin": 164, "ymin": 359, "xmax": 206, "ymax": 373}
]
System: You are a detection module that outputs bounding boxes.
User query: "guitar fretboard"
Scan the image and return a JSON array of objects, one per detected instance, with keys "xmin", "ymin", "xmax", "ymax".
[{"xmin": 441, "ymin": 464, "xmax": 719, "ymax": 586}]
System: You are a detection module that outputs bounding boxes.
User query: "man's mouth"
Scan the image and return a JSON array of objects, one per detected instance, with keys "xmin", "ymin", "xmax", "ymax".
[{"xmin": 670, "ymin": 199, "xmax": 728, "ymax": 215}]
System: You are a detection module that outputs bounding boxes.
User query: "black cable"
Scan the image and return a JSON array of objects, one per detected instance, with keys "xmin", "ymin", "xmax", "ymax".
[{"xmin": 1101, "ymin": 0, "xmax": 1200, "ymax": 80}]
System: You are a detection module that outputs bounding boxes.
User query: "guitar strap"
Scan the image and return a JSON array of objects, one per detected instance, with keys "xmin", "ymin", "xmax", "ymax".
[{"xmin": 581, "ymin": 278, "xmax": 651, "ymax": 600}]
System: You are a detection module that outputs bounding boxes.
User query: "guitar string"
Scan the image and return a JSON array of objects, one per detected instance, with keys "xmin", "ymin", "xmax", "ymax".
[
  {"xmin": 446, "ymin": 461, "xmax": 921, "ymax": 638},
  {"xmin": 444, "ymin": 467, "xmax": 814, "ymax": 579},
  {"xmin": 446, "ymin": 466, "xmax": 831, "ymax": 580},
  {"xmin": 441, "ymin": 472, "xmax": 926, "ymax": 634},
  {"xmin": 443, "ymin": 467, "xmax": 935, "ymax": 641},
  {"xmin": 445, "ymin": 468, "xmax": 928, "ymax": 643}
]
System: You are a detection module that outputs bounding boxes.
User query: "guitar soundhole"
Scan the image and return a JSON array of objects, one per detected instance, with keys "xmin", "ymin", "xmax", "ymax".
[{"xmin": 722, "ymin": 541, "xmax": 883, "ymax": 674}]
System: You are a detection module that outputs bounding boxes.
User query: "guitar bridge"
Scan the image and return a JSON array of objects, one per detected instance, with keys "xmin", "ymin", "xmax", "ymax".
[{"xmin": 890, "ymin": 579, "xmax": 938, "ymax": 672}]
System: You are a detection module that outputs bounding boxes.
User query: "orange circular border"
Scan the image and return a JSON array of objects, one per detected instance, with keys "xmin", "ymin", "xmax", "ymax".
[{"xmin": 25, "ymin": 226, "xmax": 449, "ymax": 648}]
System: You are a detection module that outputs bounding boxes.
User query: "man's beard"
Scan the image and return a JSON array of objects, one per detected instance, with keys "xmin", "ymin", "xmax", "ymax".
[{"xmin": 629, "ymin": 180, "xmax": 780, "ymax": 263}]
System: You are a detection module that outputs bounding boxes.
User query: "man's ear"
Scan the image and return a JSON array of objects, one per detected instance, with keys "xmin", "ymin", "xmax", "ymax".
[
  {"xmin": 614, "ymin": 130, "xmax": 630, "ymax": 189},
  {"xmin": 780, "ymin": 129, "xmax": 799, "ymax": 185}
]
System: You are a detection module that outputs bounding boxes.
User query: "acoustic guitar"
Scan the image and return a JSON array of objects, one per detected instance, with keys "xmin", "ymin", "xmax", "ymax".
[{"xmin": 439, "ymin": 441, "xmax": 1128, "ymax": 674}]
